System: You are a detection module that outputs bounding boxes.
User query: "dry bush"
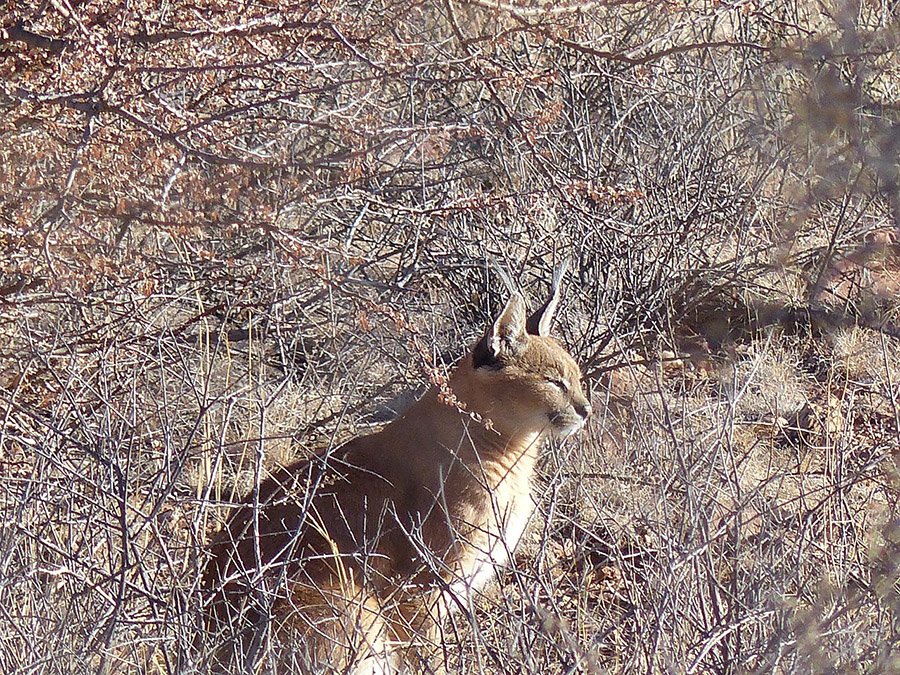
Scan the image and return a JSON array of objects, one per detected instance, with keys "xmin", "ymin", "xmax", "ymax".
[{"xmin": 1, "ymin": 0, "xmax": 898, "ymax": 673}]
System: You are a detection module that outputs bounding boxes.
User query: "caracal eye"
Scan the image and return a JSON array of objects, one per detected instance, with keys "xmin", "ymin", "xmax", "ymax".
[{"xmin": 548, "ymin": 377, "xmax": 569, "ymax": 392}]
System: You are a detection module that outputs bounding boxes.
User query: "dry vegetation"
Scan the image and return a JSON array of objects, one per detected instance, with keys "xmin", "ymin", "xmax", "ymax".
[{"xmin": 1, "ymin": 0, "xmax": 898, "ymax": 673}]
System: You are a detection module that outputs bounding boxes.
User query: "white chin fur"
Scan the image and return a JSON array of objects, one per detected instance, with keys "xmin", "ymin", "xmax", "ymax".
[{"xmin": 554, "ymin": 419, "xmax": 585, "ymax": 439}]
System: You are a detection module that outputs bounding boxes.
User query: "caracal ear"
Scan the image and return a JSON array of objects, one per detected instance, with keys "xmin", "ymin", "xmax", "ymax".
[
  {"xmin": 526, "ymin": 258, "xmax": 569, "ymax": 337},
  {"xmin": 473, "ymin": 292, "xmax": 528, "ymax": 368}
]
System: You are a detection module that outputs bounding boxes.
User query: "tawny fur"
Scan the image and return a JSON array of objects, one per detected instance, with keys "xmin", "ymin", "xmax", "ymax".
[{"xmin": 202, "ymin": 291, "xmax": 591, "ymax": 673}]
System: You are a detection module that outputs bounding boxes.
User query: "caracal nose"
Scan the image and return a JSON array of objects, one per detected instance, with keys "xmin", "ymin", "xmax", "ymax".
[{"xmin": 576, "ymin": 401, "xmax": 592, "ymax": 420}]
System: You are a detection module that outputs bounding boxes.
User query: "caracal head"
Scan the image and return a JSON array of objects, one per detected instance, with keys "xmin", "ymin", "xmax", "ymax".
[{"xmin": 463, "ymin": 272, "xmax": 591, "ymax": 440}]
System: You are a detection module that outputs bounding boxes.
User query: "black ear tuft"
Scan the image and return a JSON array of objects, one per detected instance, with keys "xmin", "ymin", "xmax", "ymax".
[{"xmin": 525, "ymin": 258, "xmax": 569, "ymax": 336}]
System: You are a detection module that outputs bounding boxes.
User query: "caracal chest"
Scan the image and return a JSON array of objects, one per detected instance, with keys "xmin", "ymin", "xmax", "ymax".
[{"xmin": 453, "ymin": 456, "xmax": 537, "ymax": 595}]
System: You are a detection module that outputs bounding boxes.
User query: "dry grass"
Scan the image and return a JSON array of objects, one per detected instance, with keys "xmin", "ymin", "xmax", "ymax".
[{"xmin": 1, "ymin": 0, "xmax": 898, "ymax": 673}]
